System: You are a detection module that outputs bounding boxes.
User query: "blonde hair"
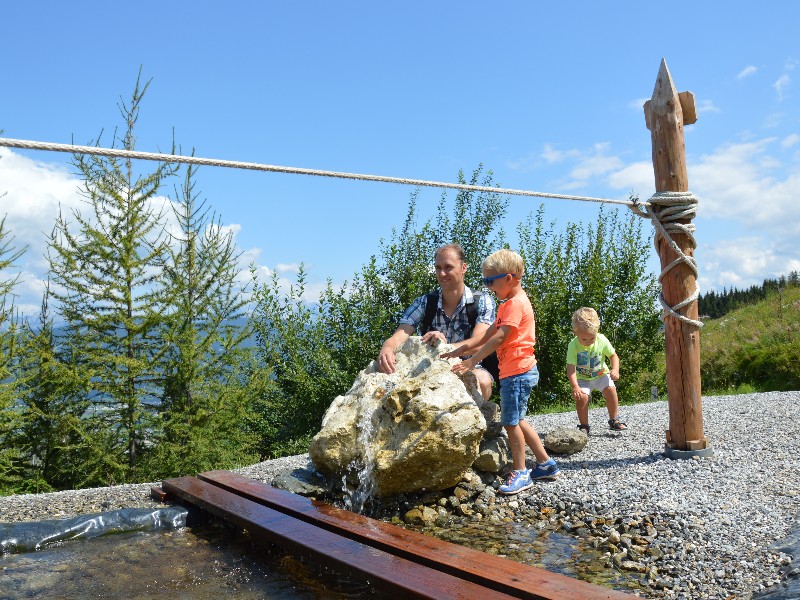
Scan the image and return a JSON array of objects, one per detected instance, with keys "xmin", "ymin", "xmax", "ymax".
[
  {"xmin": 482, "ymin": 249, "xmax": 525, "ymax": 278},
  {"xmin": 572, "ymin": 307, "xmax": 600, "ymax": 334}
]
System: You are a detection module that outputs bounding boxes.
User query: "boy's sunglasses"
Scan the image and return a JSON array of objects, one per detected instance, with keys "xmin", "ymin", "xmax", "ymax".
[{"xmin": 482, "ymin": 273, "xmax": 515, "ymax": 286}]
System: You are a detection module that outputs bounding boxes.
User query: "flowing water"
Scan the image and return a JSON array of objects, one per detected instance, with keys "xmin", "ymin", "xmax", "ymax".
[
  {"xmin": 0, "ymin": 521, "xmax": 376, "ymax": 599},
  {"xmin": 417, "ymin": 519, "xmax": 646, "ymax": 594}
]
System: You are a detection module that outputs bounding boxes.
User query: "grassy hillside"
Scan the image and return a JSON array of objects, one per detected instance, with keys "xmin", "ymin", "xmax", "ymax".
[{"xmin": 699, "ymin": 286, "xmax": 800, "ymax": 394}]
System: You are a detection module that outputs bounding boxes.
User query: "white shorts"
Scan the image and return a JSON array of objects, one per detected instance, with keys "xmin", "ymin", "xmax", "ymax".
[{"xmin": 577, "ymin": 374, "xmax": 615, "ymax": 396}]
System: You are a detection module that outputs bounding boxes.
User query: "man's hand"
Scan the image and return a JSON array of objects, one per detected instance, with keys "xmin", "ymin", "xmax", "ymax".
[
  {"xmin": 609, "ymin": 369, "xmax": 620, "ymax": 381},
  {"xmin": 377, "ymin": 347, "xmax": 396, "ymax": 374},
  {"xmin": 421, "ymin": 330, "xmax": 446, "ymax": 345}
]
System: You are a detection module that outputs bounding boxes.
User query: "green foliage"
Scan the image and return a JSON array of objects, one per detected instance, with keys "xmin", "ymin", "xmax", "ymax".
[
  {"xmin": 698, "ymin": 271, "xmax": 799, "ymax": 319},
  {"xmin": 249, "ymin": 166, "xmax": 509, "ymax": 456},
  {"xmin": 518, "ymin": 204, "xmax": 662, "ymax": 411},
  {"xmin": 45, "ymin": 71, "xmax": 177, "ymax": 485},
  {"xmin": 700, "ymin": 286, "xmax": 800, "ymax": 393},
  {"xmin": 139, "ymin": 162, "xmax": 260, "ymax": 479},
  {"xmin": 7, "ymin": 288, "xmax": 93, "ymax": 493},
  {"xmin": 379, "ymin": 167, "xmax": 508, "ymax": 308},
  {"xmin": 0, "ymin": 216, "xmax": 26, "ymax": 494},
  {"xmin": 251, "ymin": 267, "xmax": 350, "ymax": 458}
]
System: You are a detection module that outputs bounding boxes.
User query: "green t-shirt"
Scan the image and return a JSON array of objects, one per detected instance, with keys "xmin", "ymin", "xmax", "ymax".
[{"xmin": 566, "ymin": 333, "xmax": 615, "ymax": 381}]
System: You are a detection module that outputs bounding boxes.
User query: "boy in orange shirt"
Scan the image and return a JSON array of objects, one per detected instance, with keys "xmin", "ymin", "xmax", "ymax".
[{"xmin": 442, "ymin": 249, "xmax": 559, "ymax": 495}]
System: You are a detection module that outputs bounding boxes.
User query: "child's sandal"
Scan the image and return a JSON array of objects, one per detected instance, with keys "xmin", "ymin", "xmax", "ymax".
[
  {"xmin": 577, "ymin": 423, "xmax": 590, "ymax": 434},
  {"xmin": 608, "ymin": 417, "xmax": 627, "ymax": 431}
]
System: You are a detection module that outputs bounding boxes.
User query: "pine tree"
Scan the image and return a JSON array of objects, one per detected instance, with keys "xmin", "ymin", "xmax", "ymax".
[{"xmin": 46, "ymin": 71, "xmax": 177, "ymax": 485}]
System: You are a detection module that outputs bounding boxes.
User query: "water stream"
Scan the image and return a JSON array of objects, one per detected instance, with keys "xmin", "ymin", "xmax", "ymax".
[{"xmin": 1, "ymin": 521, "xmax": 376, "ymax": 599}]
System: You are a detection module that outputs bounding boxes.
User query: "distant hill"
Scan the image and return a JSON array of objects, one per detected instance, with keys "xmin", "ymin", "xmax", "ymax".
[
  {"xmin": 699, "ymin": 285, "xmax": 800, "ymax": 393},
  {"xmin": 698, "ymin": 271, "xmax": 799, "ymax": 319}
]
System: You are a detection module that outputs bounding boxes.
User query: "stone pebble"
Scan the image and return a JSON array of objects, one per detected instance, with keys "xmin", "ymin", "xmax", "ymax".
[
  {"xmin": 1, "ymin": 392, "xmax": 797, "ymax": 599},
  {"xmin": 398, "ymin": 391, "xmax": 800, "ymax": 599}
]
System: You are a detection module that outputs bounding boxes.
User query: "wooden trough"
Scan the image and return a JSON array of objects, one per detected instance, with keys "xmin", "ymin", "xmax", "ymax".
[{"xmin": 156, "ymin": 471, "xmax": 632, "ymax": 599}]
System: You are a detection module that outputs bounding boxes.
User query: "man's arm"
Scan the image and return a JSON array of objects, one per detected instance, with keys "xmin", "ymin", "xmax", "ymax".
[{"xmin": 377, "ymin": 325, "xmax": 415, "ymax": 374}]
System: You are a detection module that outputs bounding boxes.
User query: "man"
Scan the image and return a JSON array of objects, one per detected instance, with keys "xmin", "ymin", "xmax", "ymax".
[{"xmin": 377, "ymin": 243, "xmax": 496, "ymax": 400}]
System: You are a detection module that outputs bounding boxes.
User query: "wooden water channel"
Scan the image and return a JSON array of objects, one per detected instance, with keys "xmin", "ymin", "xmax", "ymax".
[{"xmin": 156, "ymin": 471, "xmax": 632, "ymax": 599}]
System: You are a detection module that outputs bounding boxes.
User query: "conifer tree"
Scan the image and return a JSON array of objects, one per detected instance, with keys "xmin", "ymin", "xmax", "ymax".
[
  {"xmin": 46, "ymin": 72, "xmax": 176, "ymax": 485},
  {"xmin": 141, "ymin": 162, "xmax": 259, "ymax": 478},
  {"xmin": 0, "ymin": 215, "xmax": 26, "ymax": 493},
  {"xmin": 11, "ymin": 284, "xmax": 90, "ymax": 492}
]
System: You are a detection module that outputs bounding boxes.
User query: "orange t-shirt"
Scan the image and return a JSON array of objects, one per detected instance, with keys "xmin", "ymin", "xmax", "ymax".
[{"xmin": 495, "ymin": 293, "xmax": 537, "ymax": 379}]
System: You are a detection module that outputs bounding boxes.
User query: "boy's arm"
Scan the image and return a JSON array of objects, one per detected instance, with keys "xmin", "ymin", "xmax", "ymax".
[
  {"xmin": 450, "ymin": 325, "xmax": 508, "ymax": 375},
  {"xmin": 440, "ymin": 322, "xmax": 495, "ymax": 359},
  {"xmin": 566, "ymin": 364, "xmax": 586, "ymax": 402},
  {"xmin": 609, "ymin": 352, "xmax": 620, "ymax": 381}
]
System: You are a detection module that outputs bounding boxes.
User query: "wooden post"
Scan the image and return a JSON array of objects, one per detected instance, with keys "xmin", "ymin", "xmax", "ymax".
[{"xmin": 643, "ymin": 59, "xmax": 710, "ymax": 456}]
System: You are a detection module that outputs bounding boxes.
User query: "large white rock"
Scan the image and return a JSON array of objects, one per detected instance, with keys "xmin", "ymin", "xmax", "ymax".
[{"xmin": 309, "ymin": 337, "xmax": 491, "ymax": 497}]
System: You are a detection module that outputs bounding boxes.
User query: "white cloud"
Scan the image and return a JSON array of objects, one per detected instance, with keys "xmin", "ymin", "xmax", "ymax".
[
  {"xmin": 781, "ymin": 133, "xmax": 800, "ymax": 149},
  {"xmin": 276, "ymin": 263, "xmax": 301, "ymax": 274},
  {"xmin": 774, "ymin": 75, "xmax": 791, "ymax": 100},
  {"xmin": 520, "ymin": 142, "xmax": 624, "ymax": 190},
  {"xmin": 540, "ymin": 144, "xmax": 581, "ymax": 165},
  {"xmin": 595, "ymin": 136, "xmax": 800, "ymax": 293},
  {"xmin": 607, "ymin": 161, "xmax": 654, "ymax": 196},
  {"xmin": 568, "ymin": 144, "xmax": 623, "ymax": 182},
  {"xmin": 687, "ymin": 139, "xmax": 800, "ymax": 291},
  {"xmin": 628, "ymin": 97, "xmax": 650, "ymax": 111},
  {"xmin": 0, "ymin": 148, "xmax": 328, "ymax": 316},
  {"xmin": 737, "ymin": 65, "xmax": 757, "ymax": 80},
  {"xmin": 696, "ymin": 99, "xmax": 720, "ymax": 114},
  {"xmin": 698, "ymin": 236, "xmax": 800, "ymax": 292}
]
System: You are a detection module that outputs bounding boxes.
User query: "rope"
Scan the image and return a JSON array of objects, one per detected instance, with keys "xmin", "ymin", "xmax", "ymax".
[
  {"xmin": 629, "ymin": 191, "xmax": 703, "ymax": 328},
  {"xmin": 2, "ymin": 136, "xmax": 703, "ymax": 327},
  {"xmin": 0, "ymin": 137, "xmax": 644, "ymax": 208}
]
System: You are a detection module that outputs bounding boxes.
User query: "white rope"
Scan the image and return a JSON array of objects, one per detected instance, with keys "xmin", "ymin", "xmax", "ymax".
[
  {"xmin": 0, "ymin": 137, "xmax": 644, "ymax": 208},
  {"xmin": 629, "ymin": 191, "xmax": 703, "ymax": 328},
  {"xmin": 3, "ymin": 137, "xmax": 703, "ymax": 326}
]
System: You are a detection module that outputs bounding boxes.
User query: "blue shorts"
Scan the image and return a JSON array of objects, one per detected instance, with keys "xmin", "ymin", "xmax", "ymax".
[{"xmin": 499, "ymin": 365, "xmax": 539, "ymax": 426}]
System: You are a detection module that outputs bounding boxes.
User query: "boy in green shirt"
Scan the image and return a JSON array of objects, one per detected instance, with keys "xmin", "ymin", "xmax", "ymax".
[{"xmin": 566, "ymin": 307, "xmax": 627, "ymax": 434}]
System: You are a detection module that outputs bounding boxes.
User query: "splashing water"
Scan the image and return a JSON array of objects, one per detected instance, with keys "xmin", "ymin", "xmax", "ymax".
[{"xmin": 340, "ymin": 380, "xmax": 394, "ymax": 514}]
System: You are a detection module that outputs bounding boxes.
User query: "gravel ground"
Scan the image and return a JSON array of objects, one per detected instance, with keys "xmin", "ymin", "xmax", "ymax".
[{"xmin": 1, "ymin": 391, "xmax": 797, "ymax": 599}]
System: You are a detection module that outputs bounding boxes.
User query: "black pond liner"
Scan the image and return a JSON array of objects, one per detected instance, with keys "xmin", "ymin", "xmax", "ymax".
[
  {"xmin": 0, "ymin": 506, "xmax": 189, "ymax": 554},
  {"xmin": 751, "ymin": 516, "xmax": 800, "ymax": 600}
]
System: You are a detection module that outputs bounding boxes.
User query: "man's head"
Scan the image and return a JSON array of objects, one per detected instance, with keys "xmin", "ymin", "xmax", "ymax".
[{"xmin": 434, "ymin": 243, "xmax": 467, "ymax": 290}]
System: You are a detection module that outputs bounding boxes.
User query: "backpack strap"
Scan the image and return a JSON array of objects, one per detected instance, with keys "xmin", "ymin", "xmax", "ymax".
[
  {"xmin": 422, "ymin": 289, "xmax": 482, "ymax": 336},
  {"xmin": 420, "ymin": 291, "xmax": 440, "ymax": 335},
  {"xmin": 466, "ymin": 291, "xmax": 481, "ymax": 332}
]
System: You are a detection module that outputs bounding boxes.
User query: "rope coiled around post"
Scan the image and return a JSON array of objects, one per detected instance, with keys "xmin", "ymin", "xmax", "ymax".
[{"xmin": 629, "ymin": 191, "xmax": 703, "ymax": 328}]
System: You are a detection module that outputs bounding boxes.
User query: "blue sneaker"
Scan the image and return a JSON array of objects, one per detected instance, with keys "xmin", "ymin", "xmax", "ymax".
[
  {"xmin": 499, "ymin": 469, "xmax": 532, "ymax": 495},
  {"xmin": 530, "ymin": 459, "xmax": 560, "ymax": 480}
]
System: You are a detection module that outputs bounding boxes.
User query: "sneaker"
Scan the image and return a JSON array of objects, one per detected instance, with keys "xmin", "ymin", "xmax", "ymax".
[
  {"xmin": 530, "ymin": 459, "xmax": 560, "ymax": 481},
  {"xmin": 498, "ymin": 469, "xmax": 532, "ymax": 495}
]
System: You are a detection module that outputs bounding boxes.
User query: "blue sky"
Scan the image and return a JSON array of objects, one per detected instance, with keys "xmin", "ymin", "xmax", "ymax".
[{"xmin": 1, "ymin": 2, "xmax": 799, "ymax": 317}]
